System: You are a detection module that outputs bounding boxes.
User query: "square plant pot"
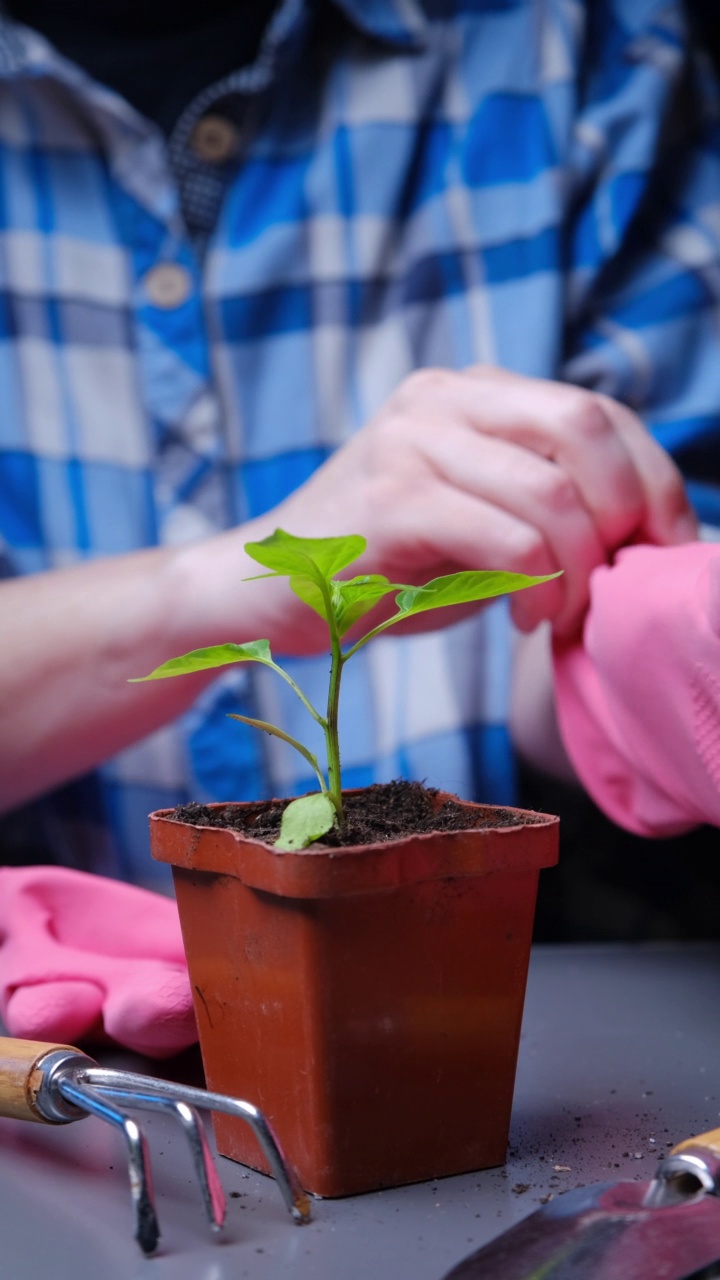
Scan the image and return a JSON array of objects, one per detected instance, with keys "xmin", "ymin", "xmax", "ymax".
[{"xmin": 150, "ymin": 790, "xmax": 559, "ymax": 1197}]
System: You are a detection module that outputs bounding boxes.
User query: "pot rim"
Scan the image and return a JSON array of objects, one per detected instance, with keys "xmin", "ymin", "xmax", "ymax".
[{"xmin": 149, "ymin": 790, "xmax": 559, "ymax": 899}]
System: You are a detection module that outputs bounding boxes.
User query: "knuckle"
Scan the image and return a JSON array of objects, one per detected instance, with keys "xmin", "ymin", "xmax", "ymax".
[
  {"xmin": 364, "ymin": 423, "xmax": 427, "ymax": 497},
  {"xmin": 368, "ymin": 406, "xmax": 416, "ymax": 454},
  {"xmin": 657, "ymin": 460, "xmax": 688, "ymax": 507},
  {"xmin": 505, "ymin": 526, "xmax": 549, "ymax": 577},
  {"xmin": 395, "ymin": 366, "xmax": 457, "ymax": 406},
  {"xmin": 560, "ymin": 393, "xmax": 612, "ymax": 444},
  {"xmin": 653, "ymin": 472, "xmax": 695, "ymax": 536},
  {"xmin": 537, "ymin": 468, "xmax": 579, "ymax": 516}
]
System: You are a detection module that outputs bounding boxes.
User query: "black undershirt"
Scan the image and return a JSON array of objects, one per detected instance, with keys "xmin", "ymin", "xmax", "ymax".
[{"xmin": 5, "ymin": 0, "xmax": 279, "ymax": 133}]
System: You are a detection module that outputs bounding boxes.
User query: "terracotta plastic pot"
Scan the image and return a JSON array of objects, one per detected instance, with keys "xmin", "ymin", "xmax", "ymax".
[{"xmin": 150, "ymin": 791, "xmax": 559, "ymax": 1197}]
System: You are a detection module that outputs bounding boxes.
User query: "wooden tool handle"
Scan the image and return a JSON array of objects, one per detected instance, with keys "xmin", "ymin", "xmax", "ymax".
[
  {"xmin": 0, "ymin": 1037, "xmax": 84, "ymax": 1122},
  {"xmin": 671, "ymin": 1127, "xmax": 720, "ymax": 1160}
]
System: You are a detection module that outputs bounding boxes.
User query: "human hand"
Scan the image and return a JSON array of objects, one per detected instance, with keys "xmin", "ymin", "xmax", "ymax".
[
  {"xmin": 0, "ymin": 867, "xmax": 195, "ymax": 1058},
  {"xmin": 268, "ymin": 366, "xmax": 695, "ymax": 638}
]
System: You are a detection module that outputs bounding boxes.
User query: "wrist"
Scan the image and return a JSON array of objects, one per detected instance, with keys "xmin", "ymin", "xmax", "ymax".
[{"xmin": 163, "ymin": 517, "xmax": 324, "ymax": 657}]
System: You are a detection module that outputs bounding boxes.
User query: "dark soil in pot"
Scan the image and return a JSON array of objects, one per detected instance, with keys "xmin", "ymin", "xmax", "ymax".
[{"xmin": 169, "ymin": 778, "xmax": 537, "ymax": 846}]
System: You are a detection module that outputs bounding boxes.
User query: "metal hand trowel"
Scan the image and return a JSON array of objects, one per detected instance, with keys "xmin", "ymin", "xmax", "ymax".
[{"xmin": 441, "ymin": 1127, "xmax": 720, "ymax": 1280}]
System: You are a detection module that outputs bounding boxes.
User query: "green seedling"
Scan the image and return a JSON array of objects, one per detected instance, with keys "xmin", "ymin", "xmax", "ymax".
[{"xmin": 131, "ymin": 530, "xmax": 559, "ymax": 851}]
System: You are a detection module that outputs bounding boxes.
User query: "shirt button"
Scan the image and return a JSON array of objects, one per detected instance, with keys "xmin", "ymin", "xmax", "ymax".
[
  {"xmin": 143, "ymin": 263, "xmax": 193, "ymax": 309},
  {"xmin": 190, "ymin": 114, "xmax": 240, "ymax": 163}
]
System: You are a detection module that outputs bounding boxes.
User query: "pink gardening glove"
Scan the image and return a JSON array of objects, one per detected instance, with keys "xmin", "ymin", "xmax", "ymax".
[
  {"xmin": 0, "ymin": 866, "xmax": 196, "ymax": 1058},
  {"xmin": 553, "ymin": 542, "xmax": 720, "ymax": 837}
]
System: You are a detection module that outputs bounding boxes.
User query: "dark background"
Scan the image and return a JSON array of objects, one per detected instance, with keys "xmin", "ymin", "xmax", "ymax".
[{"xmin": 523, "ymin": 762, "xmax": 720, "ymax": 942}]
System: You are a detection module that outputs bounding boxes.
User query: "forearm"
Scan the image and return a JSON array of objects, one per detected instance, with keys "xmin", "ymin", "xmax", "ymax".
[
  {"xmin": 509, "ymin": 624, "xmax": 579, "ymax": 785},
  {"xmin": 0, "ymin": 545, "xmax": 201, "ymax": 809},
  {"xmin": 0, "ymin": 515, "xmax": 308, "ymax": 811}
]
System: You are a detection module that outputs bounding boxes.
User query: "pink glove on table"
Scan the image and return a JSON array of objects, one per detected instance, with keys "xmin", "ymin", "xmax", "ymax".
[
  {"xmin": 0, "ymin": 866, "xmax": 196, "ymax": 1057},
  {"xmin": 553, "ymin": 542, "xmax": 720, "ymax": 837}
]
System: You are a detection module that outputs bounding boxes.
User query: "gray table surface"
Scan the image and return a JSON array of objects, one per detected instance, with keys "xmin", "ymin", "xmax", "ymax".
[{"xmin": 1, "ymin": 942, "xmax": 719, "ymax": 1279}]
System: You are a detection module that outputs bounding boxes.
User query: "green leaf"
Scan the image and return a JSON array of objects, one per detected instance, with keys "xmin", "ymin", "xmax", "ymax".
[
  {"xmin": 129, "ymin": 639, "xmax": 274, "ymax": 681},
  {"xmin": 227, "ymin": 714, "xmax": 327, "ymax": 793},
  {"xmin": 334, "ymin": 576, "xmax": 407, "ymax": 636},
  {"xmin": 244, "ymin": 528, "xmax": 366, "ymax": 583},
  {"xmin": 274, "ymin": 792, "xmax": 336, "ymax": 851},
  {"xmin": 286, "ymin": 575, "xmax": 329, "ymax": 622},
  {"xmin": 392, "ymin": 569, "xmax": 562, "ymax": 619},
  {"xmin": 290, "ymin": 573, "xmax": 403, "ymax": 635},
  {"xmin": 343, "ymin": 568, "xmax": 564, "ymax": 658}
]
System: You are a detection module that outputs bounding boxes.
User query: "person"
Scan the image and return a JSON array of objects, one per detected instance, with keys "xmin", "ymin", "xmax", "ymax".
[{"xmin": 0, "ymin": 0, "xmax": 719, "ymax": 901}]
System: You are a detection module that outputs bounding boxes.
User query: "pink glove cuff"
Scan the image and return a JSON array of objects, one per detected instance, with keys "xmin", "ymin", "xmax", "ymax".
[{"xmin": 553, "ymin": 543, "xmax": 720, "ymax": 837}]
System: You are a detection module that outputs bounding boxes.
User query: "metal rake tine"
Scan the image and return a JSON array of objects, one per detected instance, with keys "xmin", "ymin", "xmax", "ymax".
[
  {"xmin": 87, "ymin": 1083, "xmax": 225, "ymax": 1231},
  {"xmin": 172, "ymin": 1100, "xmax": 226, "ymax": 1231},
  {"xmin": 58, "ymin": 1078, "xmax": 160, "ymax": 1255},
  {"xmin": 83, "ymin": 1067, "xmax": 311, "ymax": 1223}
]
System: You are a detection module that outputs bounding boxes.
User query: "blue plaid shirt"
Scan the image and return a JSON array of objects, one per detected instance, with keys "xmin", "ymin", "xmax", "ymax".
[{"xmin": 1, "ymin": 0, "xmax": 720, "ymax": 885}]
